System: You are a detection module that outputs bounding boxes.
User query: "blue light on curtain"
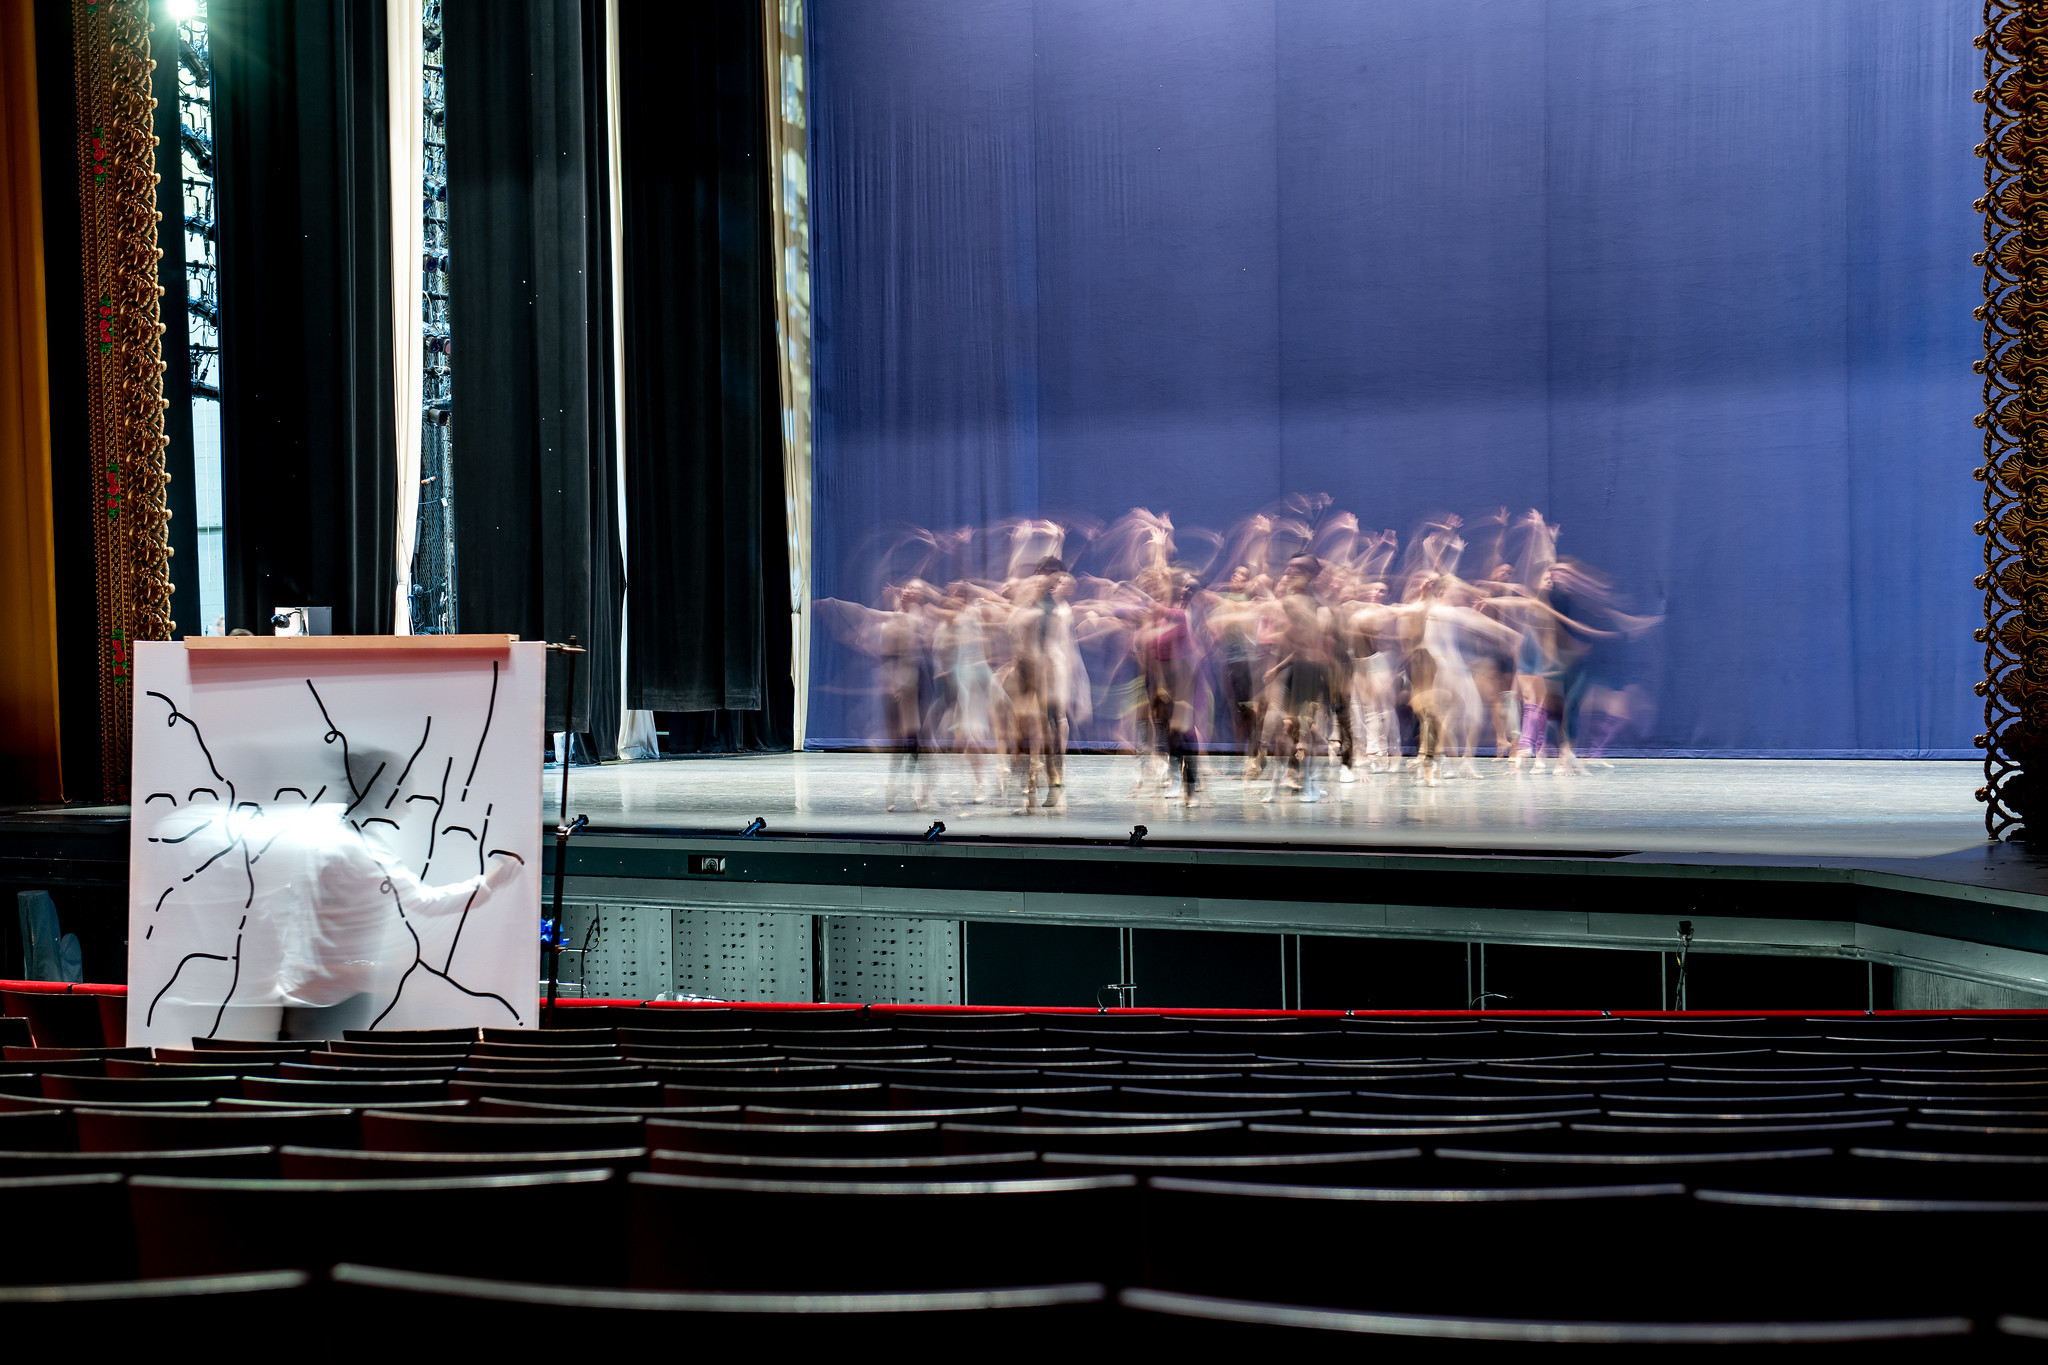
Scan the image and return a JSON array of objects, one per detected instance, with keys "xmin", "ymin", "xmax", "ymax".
[{"xmin": 806, "ymin": 0, "xmax": 1982, "ymax": 757}]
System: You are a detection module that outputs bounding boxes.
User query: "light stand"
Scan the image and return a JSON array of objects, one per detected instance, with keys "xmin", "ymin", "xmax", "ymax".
[
  {"xmin": 1674, "ymin": 919, "xmax": 1693, "ymax": 1011},
  {"xmin": 544, "ymin": 636, "xmax": 588, "ymax": 1029}
]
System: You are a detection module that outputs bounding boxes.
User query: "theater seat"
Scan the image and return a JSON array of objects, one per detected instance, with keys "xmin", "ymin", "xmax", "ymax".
[
  {"xmin": 0, "ymin": 992, "xmax": 108, "ymax": 1048},
  {"xmin": 1431, "ymin": 1144, "xmax": 1838, "ymax": 1191},
  {"xmin": 277, "ymin": 1062, "xmax": 457, "ymax": 1083},
  {"xmin": 0, "ymin": 1108, "xmax": 72, "ymax": 1150},
  {"xmin": 326, "ymin": 1264, "xmax": 1110, "ymax": 1349},
  {"xmin": 662, "ymin": 1081, "xmax": 886, "ymax": 1109},
  {"xmin": 458, "ymin": 1050, "xmax": 629, "ymax": 1068},
  {"xmin": 241, "ymin": 1075, "xmax": 450, "ymax": 1105},
  {"xmin": 746, "ymin": 1102, "xmax": 1018, "ymax": 1123},
  {"xmin": 944, "ymin": 1120, "xmax": 1245, "ymax": 1156},
  {"xmin": 129, "ymin": 1169, "xmax": 623, "ymax": 1281},
  {"xmin": 278, "ymin": 1144, "xmax": 646, "ymax": 1178},
  {"xmin": 1040, "ymin": 1146, "xmax": 1428, "ymax": 1184},
  {"xmin": 0, "ymin": 1270, "xmax": 311, "ymax": 1335},
  {"xmin": 359, "ymin": 1108, "xmax": 645, "ymax": 1153},
  {"xmin": 74, "ymin": 1107, "xmax": 356, "ymax": 1153},
  {"xmin": 627, "ymin": 1171, "xmax": 1138, "ymax": 1291},
  {"xmin": 482, "ymin": 1027, "xmax": 614, "ymax": 1046},
  {"xmin": 1141, "ymin": 1177, "xmax": 1688, "ymax": 1317},
  {"xmin": 289, "ymin": 1050, "xmax": 467, "ymax": 1069},
  {"xmin": 645, "ymin": 1117, "xmax": 941, "ymax": 1157},
  {"xmin": 342, "ymin": 1028, "xmax": 480, "ymax": 1046},
  {"xmin": 476, "ymin": 1097, "xmax": 737, "ymax": 1120},
  {"xmin": 5, "ymin": 1046, "xmax": 150, "ymax": 1063},
  {"xmin": 448, "ymin": 1079, "xmax": 664, "ymax": 1108},
  {"xmin": 107, "ymin": 1058, "xmax": 282, "ymax": 1078},
  {"xmin": 0, "ymin": 1146, "xmax": 277, "ymax": 1178},
  {"xmin": 0, "ymin": 1173, "xmax": 137, "ymax": 1282},
  {"xmin": 1689, "ymin": 1189, "xmax": 2048, "ymax": 1318},
  {"xmin": 1842, "ymin": 1146, "xmax": 2048, "ymax": 1198},
  {"xmin": 1117, "ymin": 1288, "xmax": 1976, "ymax": 1356},
  {"xmin": 648, "ymin": 1149, "xmax": 1042, "ymax": 1179},
  {"xmin": 43, "ymin": 1073, "xmax": 245, "ymax": 1103}
]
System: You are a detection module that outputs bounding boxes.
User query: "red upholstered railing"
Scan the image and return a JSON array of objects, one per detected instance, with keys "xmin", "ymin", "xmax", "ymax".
[
  {"xmin": 0, "ymin": 980, "xmax": 129, "ymax": 996},
  {"xmin": 4, "ymin": 983, "xmax": 2045, "ymax": 1019}
]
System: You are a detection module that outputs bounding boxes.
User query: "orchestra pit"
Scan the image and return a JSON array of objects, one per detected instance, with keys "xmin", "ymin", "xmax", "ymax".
[{"xmin": 2, "ymin": 0, "xmax": 2045, "ymax": 1349}]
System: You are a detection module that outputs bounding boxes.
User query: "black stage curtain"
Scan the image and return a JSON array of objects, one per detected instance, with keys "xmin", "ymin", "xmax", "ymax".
[
  {"xmin": 578, "ymin": 0, "xmax": 622, "ymax": 759},
  {"xmin": 617, "ymin": 0, "xmax": 789, "ymax": 748},
  {"xmin": 34, "ymin": 0, "xmax": 101, "ymax": 797},
  {"xmin": 149, "ymin": 1, "xmax": 200, "ymax": 640},
  {"xmin": 444, "ymin": 0, "xmax": 620, "ymax": 741},
  {"xmin": 210, "ymin": 0, "xmax": 395, "ymax": 636}
]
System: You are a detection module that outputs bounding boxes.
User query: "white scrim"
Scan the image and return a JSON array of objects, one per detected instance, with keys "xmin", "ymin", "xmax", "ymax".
[{"xmin": 126, "ymin": 641, "xmax": 544, "ymax": 1046}]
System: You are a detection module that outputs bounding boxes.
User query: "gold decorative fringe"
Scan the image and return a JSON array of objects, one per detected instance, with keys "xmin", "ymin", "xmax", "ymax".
[
  {"xmin": 71, "ymin": 0, "xmax": 172, "ymax": 802},
  {"xmin": 762, "ymin": 0, "xmax": 811, "ymax": 750}
]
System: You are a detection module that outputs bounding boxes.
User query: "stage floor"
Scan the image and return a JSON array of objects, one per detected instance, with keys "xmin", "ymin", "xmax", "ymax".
[{"xmin": 544, "ymin": 754, "xmax": 1985, "ymax": 858}]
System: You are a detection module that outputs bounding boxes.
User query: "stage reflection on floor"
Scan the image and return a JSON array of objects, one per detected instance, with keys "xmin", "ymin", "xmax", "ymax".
[{"xmin": 544, "ymin": 754, "xmax": 1983, "ymax": 858}]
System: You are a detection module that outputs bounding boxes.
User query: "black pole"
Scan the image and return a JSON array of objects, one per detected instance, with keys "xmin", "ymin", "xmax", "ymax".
[{"xmin": 545, "ymin": 635, "xmax": 584, "ymax": 1029}]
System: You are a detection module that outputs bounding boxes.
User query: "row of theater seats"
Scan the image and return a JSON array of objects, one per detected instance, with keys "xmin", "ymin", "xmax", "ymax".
[{"xmin": 1, "ymin": 1003, "xmax": 2045, "ymax": 1352}]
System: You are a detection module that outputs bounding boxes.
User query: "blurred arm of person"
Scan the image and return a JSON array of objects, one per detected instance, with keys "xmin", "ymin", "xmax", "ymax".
[{"xmin": 327, "ymin": 825, "xmax": 524, "ymax": 922}]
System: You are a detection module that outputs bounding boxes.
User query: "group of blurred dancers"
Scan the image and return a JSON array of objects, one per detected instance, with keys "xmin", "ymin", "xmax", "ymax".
[{"xmin": 822, "ymin": 502, "xmax": 1660, "ymax": 811}]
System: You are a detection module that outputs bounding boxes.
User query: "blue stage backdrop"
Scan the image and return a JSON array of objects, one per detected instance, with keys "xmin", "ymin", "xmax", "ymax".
[{"xmin": 806, "ymin": 0, "xmax": 1981, "ymax": 757}]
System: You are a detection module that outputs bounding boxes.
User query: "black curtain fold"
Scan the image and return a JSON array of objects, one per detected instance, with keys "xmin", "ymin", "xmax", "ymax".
[
  {"xmin": 618, "ymin": 0, "xmax": 788, "ymax": 747},
  {"xmin": 579, "ymin": 0, "xmax": 623, "ymax": 760},
  {"xmin": 149, "ymin": 1, "xmax": 200, "ymax": 640},
  {"xmin": 452, "ymin": 0, "xmax": 626, "ymax": 740},
  {"xmin": 211, "ymin": 0, "xmax": 395, "ymax": 636},
  {"xmin": 444, "ymin": 0, "xmax": 619, "ymax": 738}
]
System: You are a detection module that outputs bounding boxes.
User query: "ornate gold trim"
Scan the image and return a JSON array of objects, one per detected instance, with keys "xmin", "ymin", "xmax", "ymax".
[
  {"xmin": 71, "ymin": 0, "xmax": 173, "ymax": 801},
  {"xmin": 761, "ymin": 0, "xmax": 811, "ymax": 749}
]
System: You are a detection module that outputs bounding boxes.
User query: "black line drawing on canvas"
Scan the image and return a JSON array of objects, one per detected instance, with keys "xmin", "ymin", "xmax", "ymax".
[{"xmin": 134, "ymin": 654, "xmax": 532, "ymax": 1040}]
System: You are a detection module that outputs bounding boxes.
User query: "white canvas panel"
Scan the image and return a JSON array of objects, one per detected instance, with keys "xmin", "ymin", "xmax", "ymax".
[{"xmin": 127, "ymin": 640, "xmax": 544, "ymax": 1045}]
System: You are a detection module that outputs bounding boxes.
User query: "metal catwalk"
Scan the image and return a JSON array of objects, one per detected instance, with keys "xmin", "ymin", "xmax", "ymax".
[{"xmin": 545, "ymin": 754, "xmax": 1982, "ymax": 859}]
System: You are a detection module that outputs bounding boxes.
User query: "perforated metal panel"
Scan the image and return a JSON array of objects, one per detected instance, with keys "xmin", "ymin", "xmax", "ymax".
[
  {"xmin": 671, "ymin": 908, "xmax": 813, "ymax": 1001},
  {"xmin": 558, "ymin": 902, "xmax": 960, "ymax": 1003},
  {"xmin": 558, "ymin": 901, "xmax": 673, "ymax": 999},
  {"xmin": 825, "ymin": 917, "xmax": 962, "ymax": 1005}
]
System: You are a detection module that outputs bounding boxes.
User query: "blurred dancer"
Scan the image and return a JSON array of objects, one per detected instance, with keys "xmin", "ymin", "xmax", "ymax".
[
  {"xmin": 935, "ymin": 584, "xmax": 999, "ymax": 802},
  {"xmin": 1341, "ymin": 577, "xmax": 1398, "ymax": 773},
  {"xmin": 1266, "ymin": 555, "xmax": 1336, "ymax": 801},
  {"xmin": 1011, "ymin": 558, "xmax": 1074, "ymax": 808},
  {"xmin": 1142, "ymin": 578, "xmax": 1202, "ymax": 805},
  {"xmin": 1549, "ymin": 557, "xmax": 1661, "ymax": 767},
  {"xmin": 809, "ymin": 495, "xmax": 1659, "ymax": 811},
  {"xmin": 880, "ymin": 583, "xmax": 930, "ymax": 811},
  {"xmin": 1209, "ymin": 567, "xmax": 1261, "ymax": 761}
]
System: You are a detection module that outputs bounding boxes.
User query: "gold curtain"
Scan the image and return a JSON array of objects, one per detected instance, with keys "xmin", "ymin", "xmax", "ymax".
[
  {"xmin": 0, "ymin": 0, "xmax": 63, "ymax": 803},
  {"xmin": 70, "ymin": 0, "xmax": 174, "ymax": 801},
  {"xmin": 762, "ymin": 0, "xmax": 811, "ymax": 749}
]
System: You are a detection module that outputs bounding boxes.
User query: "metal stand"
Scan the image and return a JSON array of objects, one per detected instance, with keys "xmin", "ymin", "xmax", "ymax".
[
  {"xmin": 544, "ymin": 636, "xmax": 588, "ymax": 1030},
  {"xmin": 1674, "ymin": 919, "xmax": 1694, "ymax": 1012}
]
